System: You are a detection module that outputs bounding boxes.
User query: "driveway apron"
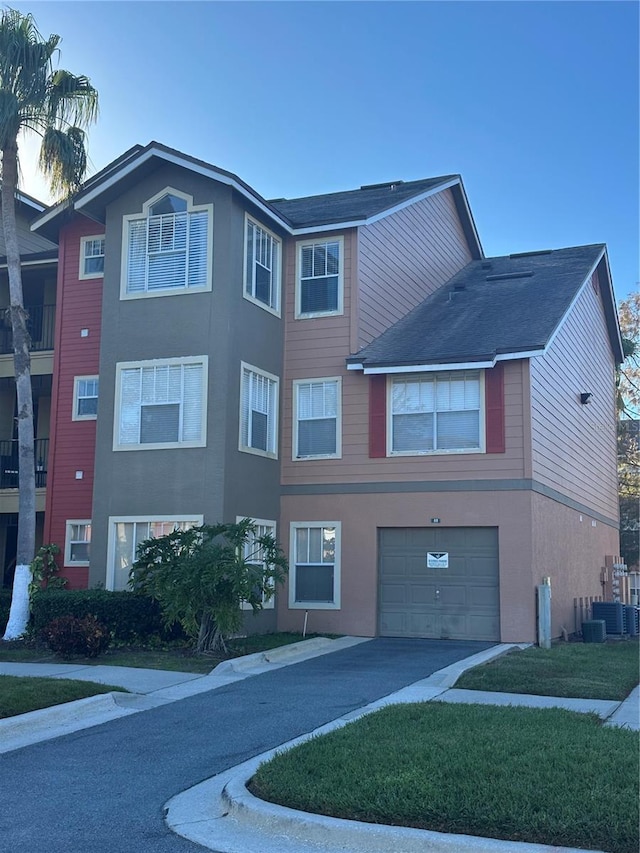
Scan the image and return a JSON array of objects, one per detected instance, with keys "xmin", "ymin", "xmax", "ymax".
[{"xmin": 0, "ymin": 638, "xmax": 493, "ymax": 853}]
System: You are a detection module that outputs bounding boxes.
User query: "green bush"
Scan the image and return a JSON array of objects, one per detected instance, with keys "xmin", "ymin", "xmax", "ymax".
[
  {"xmin": 30, "ymin": 589, "xmax": 181, "ymax": 643},
  {"xmin": 42, "ymin": 614, "xmax": 110, "ymax": 659}
]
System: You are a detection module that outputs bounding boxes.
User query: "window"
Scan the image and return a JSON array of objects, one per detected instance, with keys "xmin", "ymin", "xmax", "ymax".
[
  {"xmin": 240, "ymin": 363, "xmax": 279, "ymax": 458},
  {"xmin": 289, "ymin": 522, "xmax": 340, "ymax": 609},
  {"xmin": 244, "ymin": 216, "xmax": 281, "ymax": 314},
  {"xmin": 391, "ymin": 371, "xmax": 483, "ymax": 454},
  {"xmin": 294, "ymin": 378, "xmax": 341, "ymax": 459},
  {"xmin": 114, "ymin": 356, "xmax": 207, "ymax": 450},
  {"xmin": 73, "ymin": 376, "xmax": 99, "ymax": 420},
  {"xmin": 296, "ymin": 237, "xmax": 343, "ymax": 317},
  {"xmin": 238, "ymin": 517, "xmax": 277, "ymax": 609},
  {"xmin": 107, "ymin": 516, "xmax": 203, "ymax": 591},
  {"xmin": 65, "ymin": 521, "xmax": 91, "ymax": 566},
  {"xmin": 79, "ymin": 235, "xmax": 105, "ymax": 279},
  {"xmin": 122, "ymin": 188, "xmax": 212, "ymax": 297}
]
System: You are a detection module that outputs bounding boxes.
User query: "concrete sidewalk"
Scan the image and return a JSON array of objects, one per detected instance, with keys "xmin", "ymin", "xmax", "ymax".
[
  {"xmin": 1, "ymin": 639, "xmax": 637, "ymax": 853},
  {"xmin": 0, "ymin": 636, "xmax": 370, "ymax": 752}
]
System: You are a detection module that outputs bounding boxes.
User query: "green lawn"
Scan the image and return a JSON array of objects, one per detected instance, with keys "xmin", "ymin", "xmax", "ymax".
[
  {"xmin": 0, "ymin": 632, "xmax": 327, "ymax": 674},
  {"xmin": 250, "ymin": 702, "xmax": 640, "ymax": 853},
  {"xmin": 455, "ymin": 639, "xmax": 640, "ymax": 700},
  {"xmin": 0, "ymin": 675, "xmax": 126, "ymax": 719}
]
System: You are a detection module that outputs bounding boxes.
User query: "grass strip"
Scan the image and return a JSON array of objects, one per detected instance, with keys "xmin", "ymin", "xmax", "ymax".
[
  {"xmin": 0, "ymin": 632, "xmax": 330, "ymax": 674},
  {"xmin": 455, "ymin": 639, "xmax": 639, "ymax": 700},
  {"xmin": 0, "ymin": 675, "xmax": 126, "ymax": 719},
  {"xmin": 250, "ymin": 703, "xmax": 639, "ymax": 853}
]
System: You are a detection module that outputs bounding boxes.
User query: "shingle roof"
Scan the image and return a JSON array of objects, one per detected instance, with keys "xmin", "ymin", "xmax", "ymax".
[
  {"xmin": 269, "ymin": 176, "xmax": 458, "ymax": 228},
  {"xmin": 348, "ymin": 244, "xmax": 610, "ymax": 368}
]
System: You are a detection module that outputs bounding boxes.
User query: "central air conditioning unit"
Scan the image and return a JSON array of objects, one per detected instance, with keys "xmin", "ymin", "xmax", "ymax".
[
  {"xmin": 624, "ymin": 605, "xmax": 640, "ymax": 637},
  {"xmin": 592, "ymin": 602, "xmax": 626, "ymax": 635}
]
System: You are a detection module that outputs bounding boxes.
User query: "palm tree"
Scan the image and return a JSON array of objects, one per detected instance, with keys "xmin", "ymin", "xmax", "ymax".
[{"xmin": 1, "ymin": 9, "xmax": 98, "ymax": 639}]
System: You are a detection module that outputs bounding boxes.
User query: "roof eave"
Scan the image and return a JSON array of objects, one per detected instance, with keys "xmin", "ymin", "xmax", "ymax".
[{"xmin": 348, "ymin": 348, "xmax": 546, "ymax": 374}]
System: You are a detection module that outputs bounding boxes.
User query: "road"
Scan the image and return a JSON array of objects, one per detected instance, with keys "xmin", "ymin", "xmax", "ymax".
[{"xmin": 0, "ymin": 638, "xmax": 492, "ymax": 853}]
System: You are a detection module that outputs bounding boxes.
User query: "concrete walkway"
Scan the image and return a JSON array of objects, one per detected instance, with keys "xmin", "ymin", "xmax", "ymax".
[{"xmin": 1, "ymin": 638, "xmax": 638, "ymax": 853}]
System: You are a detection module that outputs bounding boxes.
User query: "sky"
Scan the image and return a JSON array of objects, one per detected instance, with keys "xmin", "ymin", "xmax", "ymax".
[{"xmin": 11, "ymin": 0, "xmax": 640, "ymax": 303}]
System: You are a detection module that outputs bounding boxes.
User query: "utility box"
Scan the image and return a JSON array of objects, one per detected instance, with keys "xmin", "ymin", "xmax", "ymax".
[{"xmin": 582, "ymin": 620, "xmax": 606, "ymax": 643}]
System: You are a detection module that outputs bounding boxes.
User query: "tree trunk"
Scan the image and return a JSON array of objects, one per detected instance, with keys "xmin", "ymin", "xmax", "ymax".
[
  {"xmin": 197, "ymin": 612, "xmax": 227, "ymax": 654},
  {"xmin": 2, "ymin": 143, "xmax": 36, "ymax": 640}
]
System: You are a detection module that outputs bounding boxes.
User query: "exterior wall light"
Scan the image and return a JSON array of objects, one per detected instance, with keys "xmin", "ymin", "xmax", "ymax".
[{"xmin": 579, "ymin": 392, "xmax": 593, "ymax": 404}]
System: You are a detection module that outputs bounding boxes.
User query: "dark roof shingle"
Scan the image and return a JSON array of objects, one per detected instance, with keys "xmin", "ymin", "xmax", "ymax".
[
  {"xmin": 349, "ymin": 245, "xmax": 608, "ymax": 368},
  {"xmin": 269, "ymin": 176, "xmax": 458, "ymax": 228}
]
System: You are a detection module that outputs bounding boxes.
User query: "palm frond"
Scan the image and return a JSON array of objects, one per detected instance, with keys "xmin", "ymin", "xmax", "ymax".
[
  {"xmin": 0, "ymin": 10, "xmax": 57, "ymax": 98},
  {"xmin": 39, "ymin": 125, "xmax": 87, "ymax": 195},
  {"xmin": 47, "ymin": 69, "xmax": 98, "ymax": 128}
]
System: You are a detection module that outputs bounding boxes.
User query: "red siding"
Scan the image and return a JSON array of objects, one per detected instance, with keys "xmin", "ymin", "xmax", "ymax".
[
  {"xmin": 43, "ymin": 217, "xmax": 103, "ymax": 588},
  {"xmin": 369, "ymin": 375, "xmax": 387, "ymax": 458},
  {"xmin": 485, "ymin": 363, "xmax": 505, "ymax": 454}
]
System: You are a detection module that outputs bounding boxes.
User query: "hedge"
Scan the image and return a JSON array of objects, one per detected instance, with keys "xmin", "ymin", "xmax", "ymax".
[{"xmin": 30, "ymin": 589, "xmax": 180, "ymax": 642}]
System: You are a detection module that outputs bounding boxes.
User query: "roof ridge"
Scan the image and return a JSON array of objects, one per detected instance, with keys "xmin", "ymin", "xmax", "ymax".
[{"xmin": 270, "ymin": 174, "xmax": 458, "ymax": 205}]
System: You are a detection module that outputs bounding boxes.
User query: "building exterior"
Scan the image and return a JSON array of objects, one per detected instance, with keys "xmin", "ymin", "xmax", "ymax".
[
  {"xmin": 0, "ymin": 192, "xmax": 58, "ymax": 589},
  {"xmin": 29, "ymin": 142, "xmax": 624, "ymax": 642}
]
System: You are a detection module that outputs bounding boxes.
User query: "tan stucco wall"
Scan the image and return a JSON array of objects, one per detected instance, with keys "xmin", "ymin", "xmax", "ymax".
[
  {"xmin": 278, "ymin": 489, "xmax": 620, "ymax": 644},
  {"xmin": 278, "ymin": 489, "xmax": 537, "ymax": 643},
  {"xmin": 531, "ymin": 492, "xmax": 619, "ymax": 638}
]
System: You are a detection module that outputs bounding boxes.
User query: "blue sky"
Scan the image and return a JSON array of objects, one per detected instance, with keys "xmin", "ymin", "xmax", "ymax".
[{"xmin": 13, "ymin": 0, "xmax": 640, "ymax": 303}]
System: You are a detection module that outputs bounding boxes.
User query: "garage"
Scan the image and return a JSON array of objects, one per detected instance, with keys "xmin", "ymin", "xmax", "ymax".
[{"xmin": 378, "ymin": 527, "xmax": 500, "ymax": 641}]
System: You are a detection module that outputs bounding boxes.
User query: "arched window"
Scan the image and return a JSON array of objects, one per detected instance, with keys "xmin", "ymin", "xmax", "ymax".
[{"xmin": 123, "ymin": 189, "xmax": 212, "ymax": 296}]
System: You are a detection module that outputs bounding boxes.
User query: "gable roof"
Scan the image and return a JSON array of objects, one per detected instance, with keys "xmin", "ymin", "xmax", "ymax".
[
  {"xmin": 268, "ymin": 177, "xmax": 457, "ymax": 227},
  {"xmin": 347, "ymin": 244, "xmax": 624, "ymax": 371},
  {"xmin": 30, "ymin": 142, "xmax": 482, "ymax": 255}
]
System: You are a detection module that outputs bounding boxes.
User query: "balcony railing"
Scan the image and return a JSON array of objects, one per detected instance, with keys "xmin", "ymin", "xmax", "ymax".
[
  {"xmin": 0, "ymin": 438, "xmax": 49, "ymax": 489},
  {"xmin": 0, "ymin": 304, "xmax": 56, "ymax": 354}
]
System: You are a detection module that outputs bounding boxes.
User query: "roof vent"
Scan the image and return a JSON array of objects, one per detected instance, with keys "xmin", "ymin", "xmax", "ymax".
[
  {"xmin": 360, "ymin": 180, "xmax": 404, "ymax": 191},
  {"xmin": 453, "ymin": 282, "xmax": 466, "ymax": 291},
  {"xmin": 509, "ymin": 249, "xmax": 552, "ymax": 259},
  {"xmin": 481, "ymin": 261, "xmax": 492, "ymax": 269},
  {"xmin": 486, "ymin": 271, "xmax": 534, "ymax": 281},
  {"xmin": 267, "ymin": 197, "xmax": 287, "ymax": 203}
]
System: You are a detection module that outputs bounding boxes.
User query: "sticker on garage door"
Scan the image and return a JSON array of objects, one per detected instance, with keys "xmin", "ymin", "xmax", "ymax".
[{"xmin": 427, "ymin": 552, "xmax": 449, "ymax": 568}]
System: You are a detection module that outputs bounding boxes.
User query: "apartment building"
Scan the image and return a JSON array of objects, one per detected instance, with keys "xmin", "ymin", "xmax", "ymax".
[{"xmin": 27, "ymin": 142, "xmax": 623, "ymax": 642}]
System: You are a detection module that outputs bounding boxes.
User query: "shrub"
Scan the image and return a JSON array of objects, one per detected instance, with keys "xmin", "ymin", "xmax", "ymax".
[
  {"xmin": 30, "ymin": 589, "xmax": 181, "ymax": 643},
  {"xmin": 42, "ymin": 614, "xmax": 111, "ymax": 659}
]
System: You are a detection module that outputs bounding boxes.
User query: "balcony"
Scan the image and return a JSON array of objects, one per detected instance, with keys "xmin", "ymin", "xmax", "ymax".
[
  {"xmin": 0, "ymin": 304, "xmax": 56, "ymax": 355},
  {"xmin": 0, "ymin": 438, "xmax": 49, "ymax": 489}
]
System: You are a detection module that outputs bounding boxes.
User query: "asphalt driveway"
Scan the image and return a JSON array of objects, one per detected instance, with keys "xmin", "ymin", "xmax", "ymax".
[{"xmin": 0, "ymin": 638, "xmax": 493, "ymax": 853}]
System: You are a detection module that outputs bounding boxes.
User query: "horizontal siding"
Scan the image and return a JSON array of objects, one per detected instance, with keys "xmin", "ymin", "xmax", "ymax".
[
  {"xmin": 281, "ymin": 229, "xmax": 354, "ymax": 483},
  {"xmin": 0, "ymin": 211, "xmax": 57, "ymax": 257},
  {"xmin": 529, "ymin": 272, "xmax": 618, "ymax": 519},
  {"xmin": 357, "ymin": 189, "xmax": 473, "ymax": 348},
  {"xmin": 281, "ymin": 359, "xmax": 526, "ymax": 485},
  {"xmin": 44, "ymin": 217, "xmax": 102, "ymax": 571}
]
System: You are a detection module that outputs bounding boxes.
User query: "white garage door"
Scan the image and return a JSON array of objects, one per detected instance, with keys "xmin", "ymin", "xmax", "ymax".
[{"xmin": 379, "ymin": 527, "xmax": 500, "ymax": 641}]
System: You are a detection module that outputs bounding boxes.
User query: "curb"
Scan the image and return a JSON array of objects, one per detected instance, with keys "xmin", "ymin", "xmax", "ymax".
[
  {"xmin": 167, "ymin": 689, "xmax": 606, "ymax": 853},
  {"xmin": 166, "ymin": 642, "xmax": 625, "ymax": 853},
  {"xmin": 211, "ymin": 636, "xmax": 369, "ymax": 674},
  {"xmin": 0, "ymin": 692, "xmax": 138, "ymax": 754}
]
